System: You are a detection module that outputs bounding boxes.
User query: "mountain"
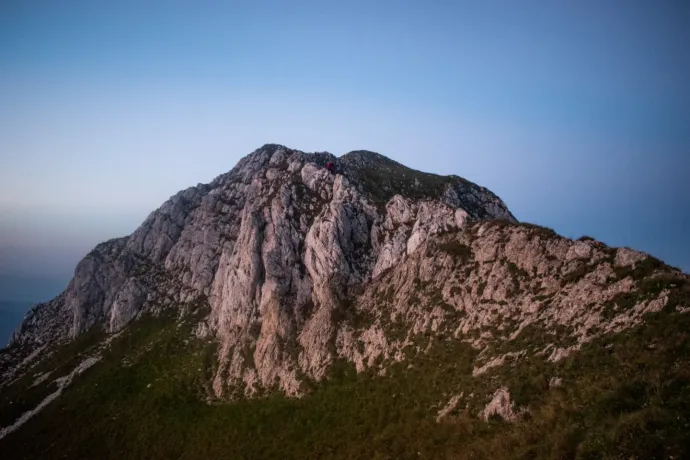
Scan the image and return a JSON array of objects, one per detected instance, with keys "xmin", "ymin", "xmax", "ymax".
[{"xmin": 1, "ymin": 144, "xmax": 688, "ymax": 459}]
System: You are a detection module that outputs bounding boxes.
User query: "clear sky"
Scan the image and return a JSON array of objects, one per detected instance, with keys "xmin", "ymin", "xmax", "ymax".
[{"xmin": 1, "ymin": 0, "xmax": 689, "ymax": 292}]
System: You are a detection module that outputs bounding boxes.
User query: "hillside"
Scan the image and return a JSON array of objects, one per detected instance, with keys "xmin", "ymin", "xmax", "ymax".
[{"xmin": 1, "ymin": 144, "xmax": 688, "ymax": 459}]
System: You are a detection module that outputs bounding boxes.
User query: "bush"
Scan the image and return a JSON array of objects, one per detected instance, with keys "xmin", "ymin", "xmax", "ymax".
[
  {"xmin": 439, "ymin": 241, "xmax": 473, "ymax": 262},
  {"xmin": 507, "ymin": 261, "xmax": 529, "ymax": 279},
  {"xmin": 521, "ymin": 223, "xmax": 559, "ymax": 239},
  {"xmin": 561, "ymin": 264, "xmax": 590, "ymax": 286},
  {"xmin": 614, "ymin": 256, "xmax": 669, "ymax": 281}
]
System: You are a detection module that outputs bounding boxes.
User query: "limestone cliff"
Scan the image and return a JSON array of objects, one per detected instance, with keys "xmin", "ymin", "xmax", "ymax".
[
  {"xmin": 4, "ymin": 143, "xmax": 685, "ymax": 403},
  {"xmin": 5, "ymin": 145, "xmax": 516, "ymax": 395}
]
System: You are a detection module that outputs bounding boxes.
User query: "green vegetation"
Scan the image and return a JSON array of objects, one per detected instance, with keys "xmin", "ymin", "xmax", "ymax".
[
  {"xmin": 342, "ymin": 150, "xmax": 472, "ymax": 206},
  {"xmin": 484, "ymin": 220, "xmax": 562, "ymax": 244},
  {"xmin": 439, "ymin": 241, "xmax": 473, "ymax": 263},
  {"xmin": 332, "ymin": 298, "xmax": 376, "ymax": 331},
  {"xmin": 0, "ymin": 327, "xmax": 105, "ymax": 427},
  {"xmin": 507, "ymin": 261, "xmax": 529, "ymax": 279},
  {"xmin": 603, "ymin": 273, "xmax": 688, "ymax": 321},
  {"xmin": 486, "ymin": 220, "xmax": 559, "ymax": 240},
  {"xmin": 521, "ymin": 223, "xmax": 559, "ymax": 240},
  {"xmin": 613, "ymin": 255, "xmax": 671, "ymax": 281},
  {"xmin": 485, "ymin": 218, "xmax": 514, "ymax": 229},
  {"xmin": 2, "ymin": 276, "xmax": 689, "ymax": 459}
]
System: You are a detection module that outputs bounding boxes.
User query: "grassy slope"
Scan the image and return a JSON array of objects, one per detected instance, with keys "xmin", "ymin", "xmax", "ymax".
[{"xmin": 1, "ymin": 275, "xmax": 688, "ymax": 460}]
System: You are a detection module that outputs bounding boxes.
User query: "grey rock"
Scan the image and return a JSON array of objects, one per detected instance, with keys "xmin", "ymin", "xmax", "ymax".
[
  {"xmin": 109, "ymin": 278, "xmax": 146, "ymax": 332},
  {"xmin": 482, "ymin": 387, "xmax": 517, "ymax": 421},
  {"xmin": 8, "ymin": 143, "xmax": 678, "ymax": 400},
  {"xmin": 615, "ymin": 247, "xmax": 646, "ymax": 267}
]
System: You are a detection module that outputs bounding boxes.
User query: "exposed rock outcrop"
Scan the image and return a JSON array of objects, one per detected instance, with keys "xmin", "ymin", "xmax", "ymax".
[
  {"xmin": 5, "ymin": 143, "xmax": 685, "ymax": 402},
  {"xmin": 482, "ymin": 387, "xmax": 517, "ymax": 421}
]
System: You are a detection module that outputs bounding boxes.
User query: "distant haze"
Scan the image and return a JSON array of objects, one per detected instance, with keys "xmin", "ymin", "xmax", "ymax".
[
  {"xmin": 1, "ymin": 0, "xmax": 688, "ymax": 297},
  {"xmin": 0, "ymin": 301, "xmax": 33, "ymax": 347}
]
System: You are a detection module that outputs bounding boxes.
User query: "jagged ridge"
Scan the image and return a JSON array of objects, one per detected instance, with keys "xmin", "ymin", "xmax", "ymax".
[
  {"xmin": 1, "ymin": 143, "xmax": 689, "ymax": 459},
  {"xmin": 5, "ymin": 144, "xmax": 515, "ymax": 397}
]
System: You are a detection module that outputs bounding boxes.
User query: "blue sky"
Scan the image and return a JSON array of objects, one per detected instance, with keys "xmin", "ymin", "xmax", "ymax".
[{"xmin": 0, "ymin": 0, "xmax": 689, "ymax": 293}]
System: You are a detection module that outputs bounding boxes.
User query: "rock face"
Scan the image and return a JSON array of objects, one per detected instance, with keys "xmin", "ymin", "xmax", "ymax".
[
  {"xmin": 6, "ymin": 144, "xmax": 514, "ymax": 395},
  {"xmin": 483, "ymin": 387, "xmax": 517, "ymax": 421},
  {"xmin": 7, "ymin": 143, "xmax": 685, "ymax": 401}
]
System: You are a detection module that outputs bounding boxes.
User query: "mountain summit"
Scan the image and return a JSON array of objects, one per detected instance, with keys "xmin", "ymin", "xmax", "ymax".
[
  {"xmin": 1, "ymin": 144, "xmax": 688, "ymax": 459},
  {"xmin": 6, "ymin": 144, "xmax": 515, "ymax": 396}
]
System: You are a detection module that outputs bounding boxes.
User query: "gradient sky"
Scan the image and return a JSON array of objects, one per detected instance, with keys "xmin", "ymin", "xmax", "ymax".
[{"xmin": 1, "ymin": 0, "xmax": 689, "ymax": 293}]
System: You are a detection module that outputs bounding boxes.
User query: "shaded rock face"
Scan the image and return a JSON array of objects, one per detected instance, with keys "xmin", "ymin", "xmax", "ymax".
[
  {"xmin": 68, "ymin": 237, "xmax": 132, "ymax": 336},
  {"xmin": 7, "ymin": 145, "xmax": 515, "ymax": 395}
]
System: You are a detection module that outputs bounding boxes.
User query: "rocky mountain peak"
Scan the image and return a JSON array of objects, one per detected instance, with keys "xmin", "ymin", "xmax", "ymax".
[
  {"xmin": 1, "ymin": 144, "xmax": 689, "ymax": 458},
  {"xmin": 5, "ymin": 144, "xmax": 514, "ymax": 393}
]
